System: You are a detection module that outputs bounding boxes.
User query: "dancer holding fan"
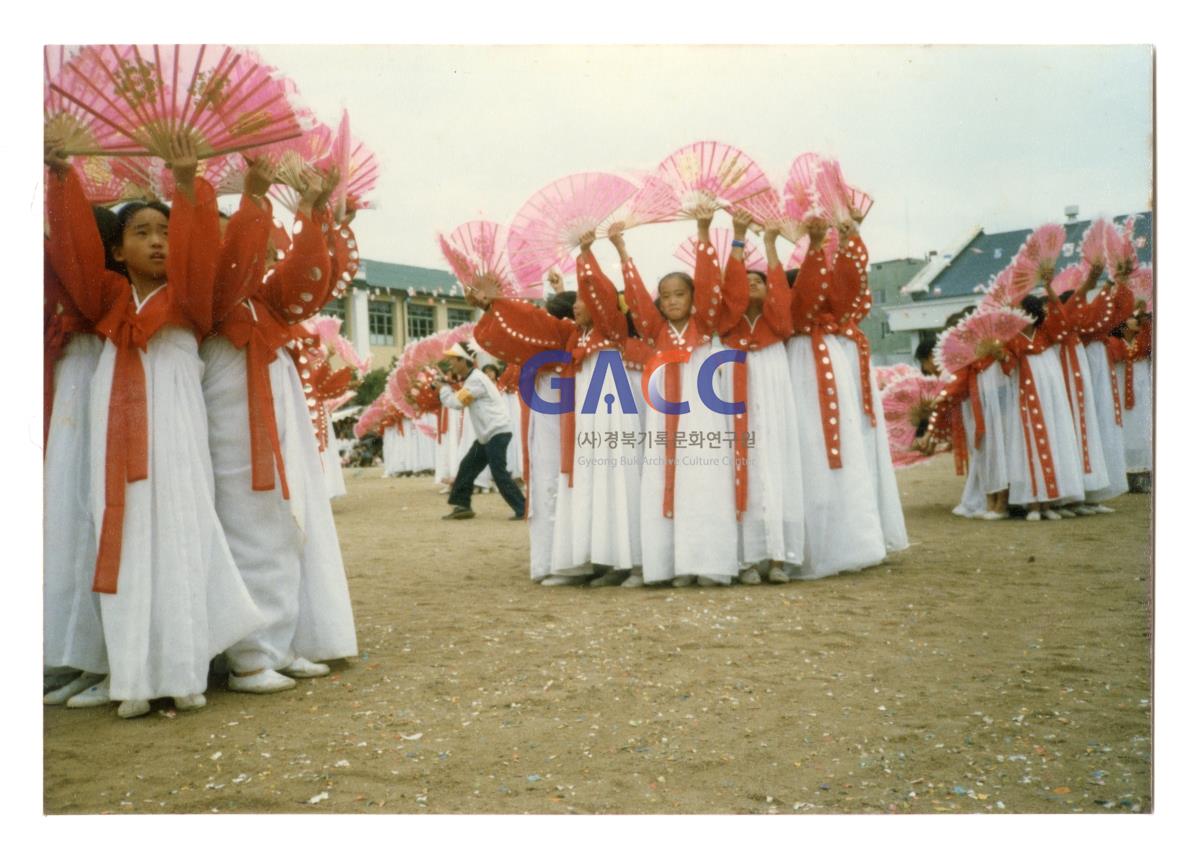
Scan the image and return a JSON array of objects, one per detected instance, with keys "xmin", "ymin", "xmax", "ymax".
[
  {"xmin": 717, "ymin": 211, "xmax": 804, "ymax": 584},
  {"xmin": 616, "ymin": 209, "xmax": 742, "ymax": 587},
  {"xmin": 45, "ymin": 134, "xmax": 263, "ymax": 718},
  {"xmin": 200, "ymin": 160, "xmax": 358, "ymax": 695}
]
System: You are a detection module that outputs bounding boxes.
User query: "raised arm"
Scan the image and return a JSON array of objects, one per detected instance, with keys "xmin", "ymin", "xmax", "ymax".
[
  {"xmin": 609, "ymin": 223, "xmax": 663, "ymax": 341},
  {"xmin": 760, "ymin": 229, "xmax": 793, "ymax": 338},
  {"xmin": 260, "ymin": 172, "xmax": 332, "ymax": 323},
  {"xmin": 829, "ymin": 225, "xmax": 871, "ymax": 323},
  {"xmin": 717, "ymin": 210, "xmax": 753, "ymax": 334},
  {"xmin": 43, "ymin": 153, "xmax": 126, "ymax": 323},
  {"xmin": 473, "ymin": 296, "xmax": 574, "ymax": 365},
  {"xmin": 690, "ymin": 207, "xmax": 725, "ymax": 337},
  {"xmin": 576, "ymin": 231, "xmax": 627, "ymax": 345},
  {"xmin": 790, "ymin": 222, "xmax": 830, "ymax": 329},
  {"xmin": 212, "ymin": 158, "xmax": 274, "ymax": 322}
]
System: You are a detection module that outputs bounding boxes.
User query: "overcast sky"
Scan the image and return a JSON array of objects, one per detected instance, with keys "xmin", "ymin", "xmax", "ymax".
[{"xmin": 254, "ymin": 45, "xmax": 1152, "ymax": 283}]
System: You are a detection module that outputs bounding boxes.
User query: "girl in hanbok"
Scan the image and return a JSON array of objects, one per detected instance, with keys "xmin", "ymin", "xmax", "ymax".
[
  {"xmin": 1115, "ymin": 310, "xmax": 1152, "ymax": 492},
  {"xmin": 45, "ymin": 136, "xmax": 263, "ymax": 718}
]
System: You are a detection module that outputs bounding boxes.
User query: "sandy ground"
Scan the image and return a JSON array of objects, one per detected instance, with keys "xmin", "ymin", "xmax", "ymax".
[{"xmin": 43, "ymin": 455, "xmax": 1152, "ymax": 814}]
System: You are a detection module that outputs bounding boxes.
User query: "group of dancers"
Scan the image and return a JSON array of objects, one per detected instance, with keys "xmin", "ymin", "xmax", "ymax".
[
  {"xmin": 929, "ymin": 220, "xmax": 1152, "ymax": 522},
  {"xmin": 43, "ymin": 137, "xmax": 358, "ymax": 718},
  {"xmin": 455, "ymin": 207, "xmax": 909, "ymax": 588}
]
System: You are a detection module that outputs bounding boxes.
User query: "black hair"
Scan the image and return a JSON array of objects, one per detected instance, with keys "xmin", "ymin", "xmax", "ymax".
[
  {"xmin": 91, "ymin": 205, "xmax": 122, "ymax": 274},
  {"xmin": 1057, "ymin": 290, "xmax": 1075, "ymax": 304},
  {"xmin": 482, "ymin": 363, "xmax": 500, "ymax": 379},
  {"xmin": 747, "ymin": 269, "xmax": 768, "ymax": 287},
  {"xmin": 943, "ymin": 304, "xmax": 976, "ymax": 329},
  {"xmin": 1019, "ymin": 294, "xmax": 1046, "ymax": 328},
  {"xmin": 110, "ymin": 200, "xmax": 170, "ymax": 278},
  {"xmin": 624, "ymin": 309, "xmax": 639, "ymax": 339},
  {"xmin": 914, "ymin": 340, "xmax": 936, "ymax": 363},
  {"xmin": 546, "ymin": 290, "xmax": 577, "ymax": 320}
]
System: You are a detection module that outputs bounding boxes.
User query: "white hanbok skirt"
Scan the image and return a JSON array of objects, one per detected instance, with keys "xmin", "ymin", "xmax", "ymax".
[
  {"xmin": 832, "ymin": 337, "xmax": 908, "ymax": 552},
  {"xmin": 737, "ymin": 342, "xmax": 805, "ymax": 567},
  {"xmin": 640, "ymin": 339, "xmax": 738, "ymax": 584},
  {"xmin": 416, "ymin": 413, "xmax": 437, "ymax": 471},
  {"xmin": 1083, "ymin": 341, "xmax": 1128, "ymax": 500},
  {"xmin": 44, "ymin": 335, "xmax": 107, "ymax": 675},
  {"xmin": 322, "ymin": 410, "xmax": 347, "ymax": 499},
  {"xmin": 953, "ymin": 361, "xmax": 1011, "ymax": 517},
  {"xmin": 1061, "ymin": 341, "xmax": 1111, "ymax": 496},
  {"xmin": 527, "ymin": 374, "xmax": 561, "ymax": 580},
  {"xmin": 505, "ymin": 392, "xmax": 524, "ymax": 479},
  {"xmin": 786, "ymin": 335, "xmax": 886, "ymax": 579},
  {"xmin": 90, "ymin": 327, "xmax": 263, "ymax": 701},
  {"xmin": 201, "ymin": 337, "xmax": 358, "ymax": 673},
  {"xmin": 382, "ymin": 424, "xmax": 403, "ymax": 476},
  {"xmin": 1120, "ymin": 358, "xmax": 1152, "ymax": 473},
  {"xmin": 1004, "ymin": 346, "xmax": 1086, "ymax": 506},
  {"xmin": 551, "ymin": 349, "xmax": 642, "ymax": 574}
]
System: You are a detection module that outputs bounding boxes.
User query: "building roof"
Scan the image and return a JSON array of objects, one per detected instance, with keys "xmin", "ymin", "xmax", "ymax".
[
  {"xmin": 354, "ymin": 258, "xmax": 462, "ymax": 298},
  {"xmin": 907, "ymin": 213, "xmax": 1153, "ymax": 301}
]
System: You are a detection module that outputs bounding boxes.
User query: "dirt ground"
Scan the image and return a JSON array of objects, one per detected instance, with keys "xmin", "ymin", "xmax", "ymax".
[{"xmin": 43, "ymin": 455, "xmax": 1153, "ymax": 814}]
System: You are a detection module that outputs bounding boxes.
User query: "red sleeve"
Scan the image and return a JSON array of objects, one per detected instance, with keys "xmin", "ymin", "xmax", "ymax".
[
  {"xmin": 829, "ymin": 233, "xmax": 870, "ymax": 323},
  {"xmin": 168, "ymin": 177, "xmax": 222, "ymax": 334},
  {"xmin": 473, "ymin": 298, "xmax": 573, "ymax": 364},
  {"xmin": 1109, "ymin": 283, "xmax": 1135, "ymax": 327},
  {"xmin": 789, "ymin": 243, "xmax": 826, "ymax": 329},
  {"xmin": 261, "ymin": 209, "xmax": 332, "ymax": 323},
  {"xmin": 718, "ymin": 255, "xmax": 750, "ymax": 335},
  {"xmin": 1135, "ymin": 320, "xmax": 1152, "ymax": 359},
  {"xmin": 44, "ymin": 166, "xmax": 126, "ymax": 323},
  {"xmin": 620, "ymin": 257, "xmax": 664, "ymax": 341},
  {"xmin": 576, "ymin": 249, "xmax": 627, "ymax": 345},
  {"xmin": 762, "ymin": 262, "xmax": 793, "ymax": 338},
  {"xmin": 1041, "ymin": 296, "xmax": 1067, "ymax": 341},
  {"xmin": 213, "ymin": 193, "xmax": 272, "ymax": 323},
  {"xmin": 691, "ymin": 238, "xmax": 723, "ymax": 337}
]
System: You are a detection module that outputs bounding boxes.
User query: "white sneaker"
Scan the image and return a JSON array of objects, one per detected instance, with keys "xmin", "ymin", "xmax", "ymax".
[
  {"xmin": 698, "ymin": 576, "xmax": 725, "ymax": 587},
  {"xmin": 980, "ymin": 511, "xmax": 1006, "ymax": 521},
  {"xmin": 589, "ymin": 570, "xmax": 628, "ymax": 588},
  {"xmin": 45, "ymin": 672, "xmax": 104, "ymax": 706},
  {"xmin": 621, "ymin": 573, "xmax": 645, "ymax": 589},
  {"xmin": 1093, "ymin": 504, "xmax": 1116, "ymax": 514},
  {"xmin": 283, "ymin": 657, "xmax": 331, "ymax": 679},
  {"xmin": 228, "ymin": 669, "xmax": 297, "ymax": 694},
  {"xmin": 540, "ymin": 575, "xmax": 583, "ymax": 587},
  {"xmin": 1043, "ymin": 509, "xmax": 1062, "ymax": 521},
  {"xmin": 672, "ymin": 575, "xmax": 697, "ymax": 588},
  {"xmin": 117, "ymin": 699, "xmax": 151, "ymax": 719},
  {"xmin": 1056, "ymin": 507, "xmax": 1077, "ymax": 518},
  {"xmin": 767, "ymin": 567, "xmax": 790, "ymax": 584},
  {"xmin": 65, "ymin": 677, "xmax": 112, "ymax": 708},
  {"xmin": 1025, "ymin": 510, "xmax": 1042, "ymax": 522},
  {"xmin": 174, "ymin": 693, "xmax": 207, "ymax": 711},
  {"xmin": 1074, "ymin": 505, "xmax": 1097, "ymax": 516}
]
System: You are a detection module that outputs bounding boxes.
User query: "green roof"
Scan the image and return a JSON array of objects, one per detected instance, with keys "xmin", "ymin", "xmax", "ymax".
[{"xmin": 353, "ymin": 258, "xmax": 461, "ymax": 297}]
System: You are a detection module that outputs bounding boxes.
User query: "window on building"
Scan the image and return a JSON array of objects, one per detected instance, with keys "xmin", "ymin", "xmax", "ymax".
[
  {"xmin": 322, "ymin": 297, "xmax": 346, "ymax": 321},
  {"xmin": 369, "ymin": 300, "xmax": 395, "ymax": 346},
  {"xmin": 447, "ymin": 306, "xmax": 474, "ymax": 329},
  {"xmin": 407, "ymin": 303, "xmax": 435, "ymax": 340}
]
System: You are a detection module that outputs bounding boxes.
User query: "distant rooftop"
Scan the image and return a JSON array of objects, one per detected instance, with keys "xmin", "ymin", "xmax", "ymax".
[
  {"xmin": 906, "ymin": 213, "xmax": 1153, "ymax": 301},
  {"xmin": 354, "ymin": 258, "xmax": 461, "ymax": 298}
]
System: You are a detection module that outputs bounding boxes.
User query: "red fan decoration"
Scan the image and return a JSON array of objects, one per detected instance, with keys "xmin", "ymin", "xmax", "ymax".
[
  {"xmin": 1127, "ymin": 264, "xmax": 1153, "ymax": 310},
  {"xmin": 73, "ymin": 155, "xmax": 137, "ymax": 203},
  {"xmin": 45, "ymin": 46, "xmax": 133, "ymax": 155},
  {"xmin": 327, "ymin": 109, "xmax": 380, "ymax": 219},
  {"xmin": 355, "ymin": 397, "xmax": 389, "ymax": 439},
  {"xmin": 599, "ymin": 172, "xmax": 681, "ymax": 236},
  {"xmin": 388, "ymin": 325, "xmax": 478, "ymax": 419},
  {"xmin": 49, "ymin": 44, "xmax": 304, "ymax": 158},
  {"xmin": 729, "ymin": 183, "xmax": 806, "ymax": 245},
  {"xmin": 847, "ymin": 186, "xmax": 874, "ymax": 222},
  {"xmin": 812, "ymin": 158, "xmax": 853, "ymax": 226},
  {"xmin": 438, "ymin": 221, "xmax": 527, "ymax": 299},
  {"xmin": 673, "ymin": 228, "xmax": 764, "ymax": 273},
  {"xmin": 653, "ymin": 141, "xmax": 773, "ymax": 219},
  {"xmin": 1013, "ymin": 223, "xmax": 1066, "ymax": 291},
  {"xmin": 305, "ymin": 314, "xmax": 342, "ymax": 348},
  {"xmin": 1080, "ymin": 218, "xmax": 1111, "ymax": 271},
  {"xmin": 933, "ymin": 306, "xmax": 1031, "ymax": 374},
  {"xmin": 873, "ymin": 362, "xmax": 919, "ymax": 391},
  {"xmin": 1050, "ymin": 262, "xmax": 1086, "ymax": 298},
  {"xmin": 110, "ymin": 152, "xmax": 241, "ymax": 201},
  {"xmin": 508, "ymin": 172, "xmax": 638, "ymax": 290},
  {"xmin": 979, "ymin": 263, "xmax": 1035, "ymax": 311},
  {"xmin": 881, "ymin": 375, "xmax": 947, "ymax": 468},
  {"xmin": 783, "ymin": 153, "xmax": 825, "ymax": 224},
  {"xmin": 1105, "ymin": 216, "xmax": 1141, "ymax": 281},
  {"xmin": 258, "ymin": 115, "xmax": 336, "ymax": 212},
  {"xmin": 785, "ymin": 234, "xmax": 811, "ymax": 270}
]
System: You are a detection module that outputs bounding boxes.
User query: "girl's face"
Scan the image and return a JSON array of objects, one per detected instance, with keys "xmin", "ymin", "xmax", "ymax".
[
  {"xmin": 747, "ymin": 271, "xmax": 767, "ymax": 304},
  {"xmin": 573, "ymin": 298, "xmax": 592, "ymax": 328},
  {"xmin": 114, "ymin": 208, "xmax": 169, "ymax": 281},
  {"xmin": 658, "ymin": 275, "xmax": 693, "ymax": 323}
]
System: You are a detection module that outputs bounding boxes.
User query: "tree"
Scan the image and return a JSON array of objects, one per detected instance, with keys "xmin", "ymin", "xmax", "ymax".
[{"xmin": 354, "ymin": 367, "xmax": 388, "ymax": 407}]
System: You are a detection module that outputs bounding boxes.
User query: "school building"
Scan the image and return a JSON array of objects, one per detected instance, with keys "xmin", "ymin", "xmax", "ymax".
[{"xmin": 323, "ymin": 258, "xmax": 481, "ymax": 369}]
